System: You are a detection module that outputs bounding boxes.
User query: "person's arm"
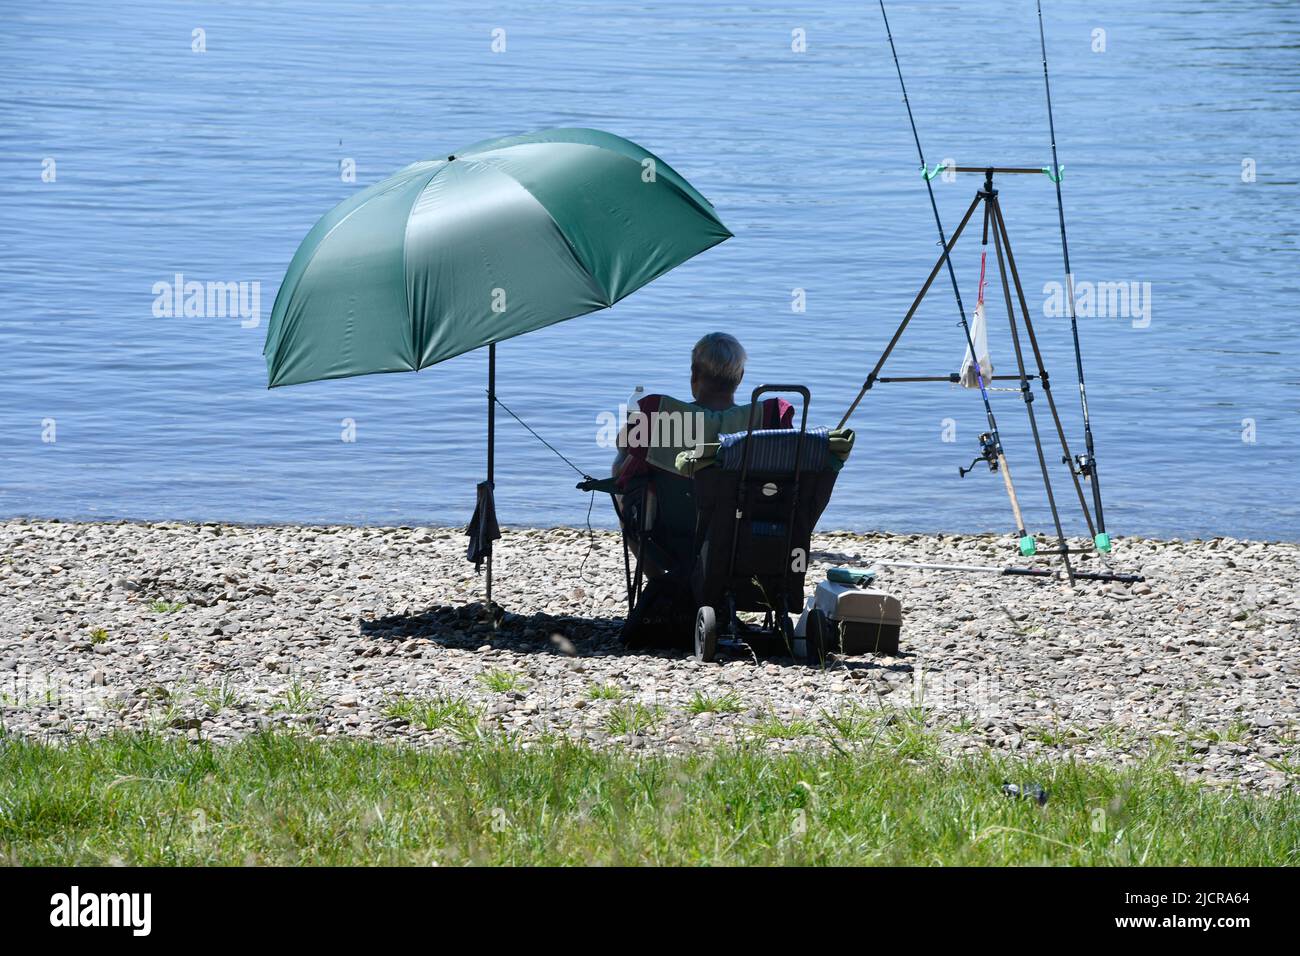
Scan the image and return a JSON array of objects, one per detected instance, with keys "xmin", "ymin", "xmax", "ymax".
[{"xmin": 612, "ymin": 415, "xmax": 631, "ymax": 477}]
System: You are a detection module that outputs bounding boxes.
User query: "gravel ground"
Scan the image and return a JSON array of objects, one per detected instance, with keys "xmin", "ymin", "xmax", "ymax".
[{"xmin": 1, "ymin": 519, "xmax": 1296, "ymax": 789}]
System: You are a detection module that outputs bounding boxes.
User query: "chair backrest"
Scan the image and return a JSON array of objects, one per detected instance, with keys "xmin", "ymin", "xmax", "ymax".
[{"xmin": 690, "ymin": 422, "xmax": 842, "ymax": 612}]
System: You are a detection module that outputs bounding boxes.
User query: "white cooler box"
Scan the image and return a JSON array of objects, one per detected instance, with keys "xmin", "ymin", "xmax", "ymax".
[{"xmin": 796, "ymin": 580, "xmax": 902, "ymax": 656}]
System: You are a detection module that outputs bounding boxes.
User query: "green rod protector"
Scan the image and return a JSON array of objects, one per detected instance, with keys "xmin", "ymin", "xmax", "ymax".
[
  {"xmin": 1019, "ymin": 536, "xmax": 1038, "ymax": 557},
  {"xmin": 1094, "ymin": 532, "xmax": 1112, "ymax": 553}
]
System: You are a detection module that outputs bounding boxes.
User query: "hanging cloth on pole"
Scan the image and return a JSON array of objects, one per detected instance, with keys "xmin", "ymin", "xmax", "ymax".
[
  {"xmin": 465, "ymin": 480, "xmax": 500, "ymax": 572},
  {"xmin": 959, "ymin": 252, "xmax": 994, "ymax": 388}
]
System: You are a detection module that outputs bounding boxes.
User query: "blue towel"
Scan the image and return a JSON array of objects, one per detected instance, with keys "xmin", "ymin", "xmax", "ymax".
[{"xmin": 718, "ymin": 427, "xmax": 832, "ymax": 473}]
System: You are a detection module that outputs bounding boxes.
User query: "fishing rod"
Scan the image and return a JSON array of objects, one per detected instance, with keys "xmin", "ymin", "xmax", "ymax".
[
  {"xmin": 1036, "ymin": 0, "xmax": 1108, "ymax": 553},
  {"xmin": 868, "ymin": 559, "xmax": 1144, "ymax": 585},
  {"xmin": 844, "ymin": 0, "xmax": 1036, "ymax": 559}
]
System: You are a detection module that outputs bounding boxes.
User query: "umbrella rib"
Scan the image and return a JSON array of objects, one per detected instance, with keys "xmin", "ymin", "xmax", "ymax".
[{"xmin": 401, "ymin": 162, "xmax": 455, "ymax": 370}]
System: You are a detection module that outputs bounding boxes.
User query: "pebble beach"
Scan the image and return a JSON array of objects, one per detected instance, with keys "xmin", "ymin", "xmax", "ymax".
[{"xmin": 1, "ymin": 519, "xmax": 1296, "ymax": 790}]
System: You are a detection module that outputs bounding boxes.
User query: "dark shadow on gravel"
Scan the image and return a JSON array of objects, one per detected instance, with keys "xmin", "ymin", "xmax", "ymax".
[
  {"xmin": 359, "ymin": 601, "xmax": 633, "ymax": 658},
  {"xmin": 360, "ymin": 602, "xmax": 915, "ymax": 671},
  {"xmin": 356, "ymin": 600, "xmax": 868, "ymax": 671}
]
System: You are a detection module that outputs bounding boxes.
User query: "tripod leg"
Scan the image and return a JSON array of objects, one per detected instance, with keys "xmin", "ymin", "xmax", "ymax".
[
  {"xmin": 839, "ymin": 191, "xmax": 985, "ymax": 429},
  {"xmin": 975, "ymin": 195, "xmax": 1031, "ymax": 545},
  {"xmin": 990, "ymin": 198, "xmax": 1098, "ymax": 541},
  {"xmin": 990, "ymin": 199, "xmax": 1075, "ymax": 584}
]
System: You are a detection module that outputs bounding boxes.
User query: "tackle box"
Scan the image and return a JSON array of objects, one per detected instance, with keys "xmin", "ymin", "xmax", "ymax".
[{"xmin": 796, "ymin": 579, "xmax": 903, "ymax": 656}]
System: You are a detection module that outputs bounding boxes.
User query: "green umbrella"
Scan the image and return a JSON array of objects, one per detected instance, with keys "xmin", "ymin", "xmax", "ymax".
[{"xmin": 263, "ymin": 127, "xmax": 732, "ymax": 604}]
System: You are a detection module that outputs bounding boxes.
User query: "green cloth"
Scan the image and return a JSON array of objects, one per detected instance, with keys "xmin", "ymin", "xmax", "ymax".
[
  {"xmin": 634, "ymin": 396, "xmax": 771, "ymax": 475},
  {"xmin": 827, "ymin": 566, "xmax": 875, "ymax": 586},
  {"xmin": 674, "ymin": 427, "xmax": 855, "ymax": 476},
  {"xmin": 265, "ymin": 128, "xmax": 731, "ymax": 388}
]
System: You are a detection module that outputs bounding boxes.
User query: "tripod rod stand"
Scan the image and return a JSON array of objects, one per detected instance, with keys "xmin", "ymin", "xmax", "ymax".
[{"xmin": 840, "ymin": 167, "xmax": 1113, "ymax": 582}]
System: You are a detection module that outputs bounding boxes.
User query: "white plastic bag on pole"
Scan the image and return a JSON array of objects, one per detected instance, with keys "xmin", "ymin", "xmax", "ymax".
[{"xmin": 960, "ymin": 255, "xmax": 993, "ymax": 388}]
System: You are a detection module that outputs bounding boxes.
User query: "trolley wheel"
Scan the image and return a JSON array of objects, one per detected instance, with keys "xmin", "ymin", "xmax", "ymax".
[
  {"xmin": 806, "ymin": 608, "xmax": 833, "ymax": 667},
  {"xmin": 694, "ymin": 606, "xmax": 718, "ymax": 663}
]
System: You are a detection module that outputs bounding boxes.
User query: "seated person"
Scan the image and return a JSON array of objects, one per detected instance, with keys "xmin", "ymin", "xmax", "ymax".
[
  {"xmin": 611, "ymin": 332, "xmax": 793, "ymax": 575},
  {"xmin": 612, "ymin": 332, "xmax": 793, "ymax": 485}
]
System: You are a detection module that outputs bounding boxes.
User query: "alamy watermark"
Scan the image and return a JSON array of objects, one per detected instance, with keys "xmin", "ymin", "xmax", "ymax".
[
  {"xmin": 596, "ymin": 405, "xmax": 708, "ymax": 451},
  {"xmin": 1043, "ymin": 274, "xmax": 1151, "ymax": 328},
  {"xmin": 152, "ymin": 273, "xmax": 261, "ymax": 328},
  {"xmin": 50, "ymin": 886, "xmax": 151, "ymax": 936}
]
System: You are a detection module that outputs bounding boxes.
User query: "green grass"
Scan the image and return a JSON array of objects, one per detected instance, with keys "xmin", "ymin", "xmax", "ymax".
[
  {"xmin": 752, "ymin": 712, "xmax": 818, "ymax": 740},
  {"xmin": 586, "ymin": 683, "xmax": 624, "ymax": 701},
  {"xmin": 0, "ymin": 733, "xmax": 1295, "ymax": 865},
  {"xmin": 819, "ymin": 703, "xmax": 878, "ymax": 741},
  {"xmin": 476, "ymin": 669, "xmax": 529, "ymax": 694},
  {"xmin": 1025, "ymin": 724, "xmax": 1093, "ymax": 747},
  {"xmin": 687, "ymin": 690, "xmax": 744, "ymax": 715},
  {"xmin": 604, "ymin": 702, "xmax": 662, "ymax": 736},
  {"xmin": 269, "ymin": 680, "xmax": 318, "ymax": 716},
  {"xmin": 89, "ymin": 628, "xmax": 109, "ymax": 644},
  {"xmin": 884, "ymin": 714, "xmax": 944, "ymax": 760},
  {"xmin": 194, "ymin": 680, "xmax": 242, "ymax": 716},
  {"xmin": 382, "ymin": 694, "xmax": 482, "ymax": 739},
  {"xmin": 147, "ymin": 600, "xmax": 186, "ymax": 614},
  {"xmin": 1190, "ymin": 720, "xmax": 1252, "ymax": 745}
]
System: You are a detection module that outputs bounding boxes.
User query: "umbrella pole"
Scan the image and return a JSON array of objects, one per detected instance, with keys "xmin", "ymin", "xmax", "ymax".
[{"xmin": 486, "ymin": 343, "xmax": 495, "ymax": 616}]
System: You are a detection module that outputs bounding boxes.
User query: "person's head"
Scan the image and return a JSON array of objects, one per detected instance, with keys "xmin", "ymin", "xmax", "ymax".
[{"xmin": 690, "ymin": 332, "xmax": 747, "ymax": 407}]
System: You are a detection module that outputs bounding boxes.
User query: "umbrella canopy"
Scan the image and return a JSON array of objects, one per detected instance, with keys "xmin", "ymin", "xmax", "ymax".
[{"xmin": 264, "ymin": 127, "xmax": 732, "ymax": 388}]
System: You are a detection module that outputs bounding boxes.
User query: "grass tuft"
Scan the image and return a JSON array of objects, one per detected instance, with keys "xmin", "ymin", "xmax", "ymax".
[
  {"xmin": 604, "ymin": 702, "xmax": 662, "ymax": 736},
  {"xmin": 476, "ymin": 669, "xmax": 529, "ymax": 694},
  {"xmin": 687, "ymin": 690, "xmax": 743, "ymax": 715},
  {"xmin": 820, "ymin": 703, "xmax": 879, "ymax": 741},
  {"xmin": 194, "ymin": 680, "xmax": 242, "ymax": 716},
  {"xmin": 383, "ymin": 694, "xmax": 482, "ymax": 739},
  {"xmin": 269, "ymin": 679, "xmax": 318, "ymax": 716},
  {"xmin": 147, "ymin": 600, "xmax": 186, "ymax": 614},
  {"xmin": 752, "ymin": 712, "xmax": 818, "ymax": 740}
]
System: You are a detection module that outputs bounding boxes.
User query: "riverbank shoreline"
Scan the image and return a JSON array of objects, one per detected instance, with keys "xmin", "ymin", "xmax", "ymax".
[{"xmin": 1, "ymin": 519, "xmax": 1295, "ymax": 789}]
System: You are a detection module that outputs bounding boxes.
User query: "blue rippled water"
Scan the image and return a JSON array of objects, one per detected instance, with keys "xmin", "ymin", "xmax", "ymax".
[{"xmin": 1, "ymin": 0, "xmax": 1297, "ymax": 539}]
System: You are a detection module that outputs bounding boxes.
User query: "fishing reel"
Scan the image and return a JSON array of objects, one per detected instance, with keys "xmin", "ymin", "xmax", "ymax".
[
  {"xmin": 1066, "ymin": 452, "xmax": 1095, "ymax": 481},
  {"xmin": 959, "ymin": 432, "xmax": 1001, "ymax": 478}
]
